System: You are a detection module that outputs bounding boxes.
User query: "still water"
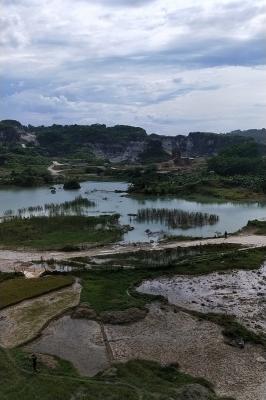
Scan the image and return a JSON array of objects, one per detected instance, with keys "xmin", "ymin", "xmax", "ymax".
[{"xmin": 0, "ymin": 180, "xmax": 266, "ymax": 243}]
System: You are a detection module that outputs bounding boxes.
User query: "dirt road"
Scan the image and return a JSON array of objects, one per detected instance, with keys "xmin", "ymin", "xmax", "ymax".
[
  {"xmin": 0, "ymin": 235, "xmax": 266, "ymax": 272},
  {"xmin": 0, "ymin": 233, "xmax": 265, "ymax": 273}
]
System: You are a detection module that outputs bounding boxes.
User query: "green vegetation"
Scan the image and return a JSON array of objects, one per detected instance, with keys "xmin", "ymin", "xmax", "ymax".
[
  {"xmin": 0, "ymin": 214, "xmax": 122, "ymax": 250},
  {"xmin": 138, "ymin": 139, "xmax": 169, "ymax": 163},
  {"xmin": 77, "ymin": 245, "xmax": 264, "ymax": 314},
  {"xmin": 202, "ymin": 313, "xmax": 266, "ymax": 347},
  {"xmin": 80, "ymin": 270, "xmax": 154, "ymax": 312},
  {"xmin": 207, "ymin": 142, "xmax": 266, "ymax": 196},
  {"xmin": 0, "ymin": 347, "xmax": 227, "ymax": 400},
  {"xmin": 63, "ymin": 179, "xmax": 81, "ymax": 190},
  {"xmin": 9, "ymin": 168, "xmax": 53, "ymax": 187},
  {"xmin": 34, "ymin": 123, "xmax": 147, "ymax": 157},
  {"xmin": 129, "ymin": 145, "xmax": 266, "ymax": 201},
  {"xmin": 75, "ymin": 245, "xmax": 266, "ymax": 349},
  {"xmin": 0, "ymin": 275, "xmax": 74, "ymax": 309},
  {"xmin": 0, "ymin": 133, "xmax": 53, "ymax": 186},
  {"xmin": 136, "ymin": 208, "xmax": 219, "ymax": 228},
  {"xmin": 0, "ymin": 272, "xmax": 20, "ymax": 283},
  {"xmin": 242, "ymin": 219, "xmax": 266, "ymax": 235},
  {"xmin": 13, "ymin": 196, "xmax": 96, "ymax": 217},
  {"xmin": 208, "ymin": 142, "xmax": 265, "ymax": 176}
]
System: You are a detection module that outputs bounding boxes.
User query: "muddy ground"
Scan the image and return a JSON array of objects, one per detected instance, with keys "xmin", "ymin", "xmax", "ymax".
[
  {"xmin": 138, "ymin": 265, "xmax": 266, "ymax": 334},
  {"xmin": 26, "ymin": 315, "xmax": 109, "ymax": 376}
]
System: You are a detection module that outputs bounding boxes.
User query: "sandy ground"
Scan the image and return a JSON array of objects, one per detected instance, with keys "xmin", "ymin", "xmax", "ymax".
[
  {"xmin": 1, "ymin": 234, "xmax": 266, "ymax": 273},
  {"xmin": 47, "ymin": 161, "xmax": 64, "ymax": 176},
  {"xmin": 105, "ymin": 303, "xmax": 266, "ymax": 400},
  {"xmin": 138, "ymin": 264, "xmax": 266, "ymax": 335},
  {"xmin": 0, "ymin": 281, "xmax": 81, "ymax": 348},
  {"xmin": 25, "ymin": 315, "xmax": 109, "ymax": 376}
]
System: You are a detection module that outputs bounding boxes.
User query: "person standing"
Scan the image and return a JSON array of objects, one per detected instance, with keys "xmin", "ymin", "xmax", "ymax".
[{"xmin": 31, "ymin": 354, "xmax": 37, "ymax": 372}]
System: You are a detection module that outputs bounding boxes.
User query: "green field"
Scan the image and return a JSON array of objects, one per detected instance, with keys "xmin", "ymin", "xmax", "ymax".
[
  {"xmin": 0, "ymin": 347, "xmax": 228, "ymax": 400},
  {"xmin": 0, "ymin": 214, "xmax": 122, "ymax": 250},
  {"xmin": 0, "ymin": 275, "xmax": 74, "ymax": 309},
  {"xmin": 80, "ymin": 270, "xmax": 153, "ymax": 313}
]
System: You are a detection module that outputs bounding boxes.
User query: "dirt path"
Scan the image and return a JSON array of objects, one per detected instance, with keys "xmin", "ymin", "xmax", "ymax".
[
  {"xmin": 47, "ymin": 161, "xmax": 64, "ymax": 176},
  {"xmin": 0, "ymin": 234, "xmax": 265, "ymax": 273}
]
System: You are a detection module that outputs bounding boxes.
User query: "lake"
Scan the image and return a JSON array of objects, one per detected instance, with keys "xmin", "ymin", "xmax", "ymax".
[{"xmin": 1, "ymin": 180, "xmax": 266, "ymax": 243}]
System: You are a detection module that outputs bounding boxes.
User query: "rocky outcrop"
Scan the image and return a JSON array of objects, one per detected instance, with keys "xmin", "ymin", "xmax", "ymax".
[
  {"xmin": 90, "ymin": 140, "xmax": 147, "ymax": 163},
  {"xmin": 0, "ymin": 120, "xmax": 36, "ymax": 145},
  {"xmin": 0, "ymin": 120, "xmax": 264, "ymax": 163}
]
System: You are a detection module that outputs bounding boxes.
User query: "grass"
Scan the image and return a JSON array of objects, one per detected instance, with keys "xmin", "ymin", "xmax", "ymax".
[
  {"xmin": 181, "ymin": 184, "xmax": 266, "ymax": 202},
  {"xmin": 202, "ymin": 313, "xmax": 266, "ymax": 346},
  {"xmin": 175, "ymin": 247, "xmax": 266, "ymax": 275},
  {"xmin": 0, "ymin": 347, "xmax": 227, "ymax": 400},
  {"xmin": 0, "ymin": 214, "xmax": 122, "ymax": 250},
  {"xmin": 79, "ymin": 270, "xmax": 154, "ymax": 313},
  {"xmin": 77, "ymin": 245, "xmax": 266, "ymax": 349},
  {"xmin": 0, "ymin": 275, "xmax": 74, "ymax": 309},
  {"xmin": 78, "ymin": 246, "xmax": 266, "ymax": 313},
  {"xmin": 0, "ymin": 272, "xmax": 21, "ymax": 283},
  {"xmin": 242, "ymin": 219, "xmax": 266, "ymax": 235},
  {"xmin": 15, "ymin": 196, "xmax": 96, "ymax": 217},
  {"xmin": 136, "ymin": 208, "xmax": 219, "ymax": 228}
]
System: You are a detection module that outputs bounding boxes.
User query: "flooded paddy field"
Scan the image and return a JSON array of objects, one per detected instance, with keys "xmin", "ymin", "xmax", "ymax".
[
  {"xmin": 138, "ymin": 265, "xmax": 266, "ymax": 334},
  {"xmin": 25, "ymin": 315, "xmax": 109, "ymax": 376}
]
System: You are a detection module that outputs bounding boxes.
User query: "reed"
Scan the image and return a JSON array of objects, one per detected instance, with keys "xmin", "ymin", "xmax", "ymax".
[
  {"xmin": 136, "ymin": 208, "xmax": 219, "ymax": 229},
  {"xmin": 12, "ymin": 196, "xmax": 96, "ymax": 217}
]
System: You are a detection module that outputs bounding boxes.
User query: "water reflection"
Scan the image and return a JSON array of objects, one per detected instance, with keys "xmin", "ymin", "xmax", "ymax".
[{"xmin": 0, "ymin": 180, "xmax": 266, "ymax": 243}]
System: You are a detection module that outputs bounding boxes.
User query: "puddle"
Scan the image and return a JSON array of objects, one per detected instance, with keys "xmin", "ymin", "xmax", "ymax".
[{"xmin": 25, "ymin": 315, "xmax": 109, "ymax": 376}]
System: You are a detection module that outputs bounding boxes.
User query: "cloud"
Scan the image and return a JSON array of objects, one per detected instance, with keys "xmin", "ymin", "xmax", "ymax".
[
  {"xmin": 0, "ymin": 0, "xmax": 265, "ymax": 133},
  {"xmin": 84, "ymin": 0, "xmax": 157, "ymax": 7}
]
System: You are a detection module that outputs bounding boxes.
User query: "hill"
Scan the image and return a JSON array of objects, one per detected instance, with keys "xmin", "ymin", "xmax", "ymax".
[
  {"xmin": 0, "ymin": 120, "xmax": 264, "ymax": 163},
  {"xmin": 227, "ymin": 128, "xmax": 266, "ymax": 145}
]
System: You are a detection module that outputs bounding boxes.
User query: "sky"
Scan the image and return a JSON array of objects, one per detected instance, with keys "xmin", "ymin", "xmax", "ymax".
[{"xmin": 0, "ymin": 0, "xmax": 266, "ymax": 135}]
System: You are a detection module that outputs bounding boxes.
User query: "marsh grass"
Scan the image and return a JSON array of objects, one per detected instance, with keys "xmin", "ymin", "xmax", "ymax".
[
  {"xmin": 136, "ymin": 208, "xmax": 219, "ymax": 228},
  {"xmin": 0, "ymin": 214, "xmax": 121, "ymax": 249},
  {"xmin": 12, "ymin": 196, "xmax": 96, "ymax": 218}
]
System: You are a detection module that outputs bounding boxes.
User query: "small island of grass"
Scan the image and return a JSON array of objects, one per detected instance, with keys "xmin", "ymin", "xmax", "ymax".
[
  {"xmin": 0, "ymin": 214, "xmax": 122, "ymax": 250},
  {"xmin": 63, "ymin": 179, "xmax": 81, "ymax": 190}
]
